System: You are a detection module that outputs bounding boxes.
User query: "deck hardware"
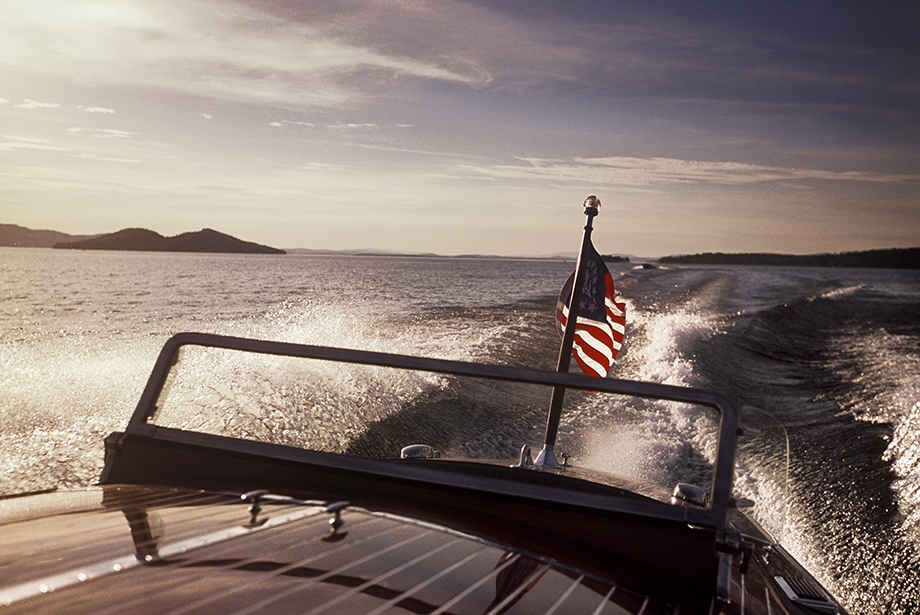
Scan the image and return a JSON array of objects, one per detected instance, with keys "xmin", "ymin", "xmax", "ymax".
[
  {"xmin": 123, "ymin": 508, "xmax": 161, "ymax": 562},
  {"xmin": 670, "ymin": 483, "xmax": 707, "ymax": 507},
  {"xmin": 560, "ymin": 452, "xmax": 571, "ymax": 467},
  {"xmin": 323, "ymin": 501, "xmax": 349, "ymax": 542},
  {"xmin": 241, "ymin": 490, "xmax": 269, "ymax": 527},
  {"xmin": 715, "ymin": 553, "xmax": 732, "ymax": 608},
  {"xmin": 511, "ymin": 444, "xmax": 533, "ymax": 468},
  {"xmin": 533, "ymin": 445, "xmax": 560, "ymax": 469},
  {"xmin": 739, "ymin": 540, "xmax": 755, "ymax": 574},
  {"xmin": 774, "ymin": 576, "xmax": 839, "ymax": 614},
  {"xmin": 400, "ymin": 444, "xmax": 440, "ymax": 459},
  {"xmin": 716, "ymin": 529, "xmax": 741, "ymax": 553},
  {"xmin": 730, "ymin": 497, "xmax": 755, "ymax": 508},
  {"xmin": 714, "ymin": 528, "xmax": 749, "ymax": 606}
]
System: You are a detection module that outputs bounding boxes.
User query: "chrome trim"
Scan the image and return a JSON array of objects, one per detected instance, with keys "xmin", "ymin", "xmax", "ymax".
[
  {"xmin": 0, "ymin": 502, "xmax": 325, "ymax": 608},
  {"xmin": 774, "ymin": 575, "xmax": 839, "ymax": 614},
  {"xmin": 671, "ymin": 483, "xmax": 708, "ymax": 507},
  {"xmin": 400, "ymin": 444, "xmax": 440, "ymax": 459},
  {"xmin": 534, "ymin": 445, "xmax": 561, "ymax": 469},
  {"xmin": 512, "ymin": 444, "xmax": 534, "ymax": 468}
]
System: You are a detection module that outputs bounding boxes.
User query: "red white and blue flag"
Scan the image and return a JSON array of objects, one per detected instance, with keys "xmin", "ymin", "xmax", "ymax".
[{"xmin": 555, "ymin": 241, "xmax": 626, "ymax": 378}]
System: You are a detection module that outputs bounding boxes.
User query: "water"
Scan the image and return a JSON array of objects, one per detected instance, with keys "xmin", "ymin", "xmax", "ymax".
[{"xmin": 1, "ymin": 247, "xmax": 918, "ymax": 613}]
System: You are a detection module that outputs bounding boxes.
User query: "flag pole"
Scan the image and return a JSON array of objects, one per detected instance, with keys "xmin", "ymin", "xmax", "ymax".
[{"xmin": 534, "ymin": 195, "xmax": 600, "ymax": 468}]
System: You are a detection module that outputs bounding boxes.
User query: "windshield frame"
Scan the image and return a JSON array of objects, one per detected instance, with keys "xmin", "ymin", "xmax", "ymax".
[{"xmin": 122, "ymin": 332, "xmax": 742, "ymax": 532}]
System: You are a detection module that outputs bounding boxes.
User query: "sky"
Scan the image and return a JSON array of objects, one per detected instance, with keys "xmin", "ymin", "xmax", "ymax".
[{"xmin": 1, "ymin": 0, "xmax": 918, "ymax": 257}]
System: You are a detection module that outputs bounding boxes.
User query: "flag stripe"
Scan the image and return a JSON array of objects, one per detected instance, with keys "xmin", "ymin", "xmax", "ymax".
[{"xmin": 554, "ymin": 240, "xmax": 626, "ymax": 380}]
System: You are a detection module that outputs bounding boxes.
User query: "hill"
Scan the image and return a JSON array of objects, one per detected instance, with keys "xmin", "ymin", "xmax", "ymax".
[
  {"xmin": 53, "ymin": 228, "xmax": 285, "ymax": 254},
  {"xmin": 0, "ymin": 224, "xmax": 98, "ymax": 248},
  {"xmin": 658, "ymin": 247, "xmax": 919, "ymax": 269}
]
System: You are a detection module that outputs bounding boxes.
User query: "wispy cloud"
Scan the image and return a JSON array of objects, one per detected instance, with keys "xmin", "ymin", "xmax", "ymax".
[
  {"xmin": 79, "ymin": 106, "xmax": 115, "ymax": 113},
  {"xmin": 2, "ymin": 135, "xmax": 51, "ymax": 144},
  {"xmin": 464, "ymin": 156, "xmax": 920, "ymax": 188},
  {"xmin": 328, "ymin": 123, "xmax": 376, "ymax": 129},
  {"xmin": 14, "ymin": 99, "xmax": 61, "ymax": 109},
  {"xmin": 0, "ymin": 0, "xmax": 487, "ymax": 109},
  {"xmin": 297, "ymin": 162, "xmax": 357, "ymax": 173},
  {"xmin": 2, "ymin": 0, "xmax": 908, "ymax": 129},
  {"xmin": 0, "ymin": 135, "xmax": 67, "ymax": 151},
  {"xmin": 74, "ymin": 152, "xmax": 140, "ymax": 163},
  {"xmin": 66, "ymin": 127, "xmax": 138, "ymax": 138},
  {"xmin": 269, "ymin": 120, "xmax": 315, "ymax": 128}
]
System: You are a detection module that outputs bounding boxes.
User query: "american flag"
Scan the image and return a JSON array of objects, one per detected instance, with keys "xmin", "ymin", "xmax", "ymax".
[{"xmin": 555, "ymin": 241, "xmax": 626, "ymax": 378}]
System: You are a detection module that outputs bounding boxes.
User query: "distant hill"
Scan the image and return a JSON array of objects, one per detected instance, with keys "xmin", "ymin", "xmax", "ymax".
[
  {"xmin": 0, "ymin": 224, "xmax": 98, "ymax": 248},
  {"xmin": 53, "ymin": 228, "xmax": 285, "ymax": 254},
  {"xmin": 658, "ymin": 247, "xmax": 919, "ymax": 269}
]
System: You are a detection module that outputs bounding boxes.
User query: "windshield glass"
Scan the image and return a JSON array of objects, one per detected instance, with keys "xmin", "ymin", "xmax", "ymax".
[
  {"xmin": 150, "ymin": 343, "xmax": 723, "ymax": 506},
  {"xmin": 732, "ymin": 406, "xmax": 791, "ymax": 542}
]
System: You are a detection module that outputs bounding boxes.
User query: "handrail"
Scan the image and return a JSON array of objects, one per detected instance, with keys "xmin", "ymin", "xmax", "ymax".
[{"xmin": 125, "ymin": 332, "xmax": 740, "ymax": 528}]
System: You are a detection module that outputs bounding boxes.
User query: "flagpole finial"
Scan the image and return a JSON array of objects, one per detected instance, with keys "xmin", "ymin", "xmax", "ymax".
[{"xmin": 584, "ymin": 195, "xmax": 601, "ymax": 216}]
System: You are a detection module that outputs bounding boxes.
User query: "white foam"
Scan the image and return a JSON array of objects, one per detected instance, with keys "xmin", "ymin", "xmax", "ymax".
[
  {"xmin": 812, "ymin": 284, "xmax": 866, "ymax": 301},
  {"xmin": 622, "ymin": 301, "xmax": 713, "ymax": 387}
]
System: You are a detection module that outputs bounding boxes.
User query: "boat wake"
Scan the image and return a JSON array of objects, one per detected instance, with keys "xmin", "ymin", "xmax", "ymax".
[{"xmin": 3, "ymin": 251, "xmax": 918, "ymax": 615}]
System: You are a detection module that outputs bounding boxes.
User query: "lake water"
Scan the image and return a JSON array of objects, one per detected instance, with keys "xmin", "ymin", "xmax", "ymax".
[{"xmin": 1, "ymin": 247, "xmax": 918, "ymax": 614}]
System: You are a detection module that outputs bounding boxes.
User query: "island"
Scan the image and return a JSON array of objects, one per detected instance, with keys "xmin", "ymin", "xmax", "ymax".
[
  {"xmin": 658, "ymin": 247, "xmax": 919, "ymax": 269},
  {"xmin": 0, "ymin": 224, "xmax": 97, "ymax": 248},
  {"xmin": 53, "ymin": 228, "xmax": 285, "ymax": 254}
]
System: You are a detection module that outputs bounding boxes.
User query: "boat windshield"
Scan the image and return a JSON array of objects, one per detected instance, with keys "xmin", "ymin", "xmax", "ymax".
[
  {"xmin": 733, "ymin": 406, "xmax": 791, "ymax": 543},
  {"xmin": 142, "ymin": 336, "xmax": 738, "ymax": 511}
]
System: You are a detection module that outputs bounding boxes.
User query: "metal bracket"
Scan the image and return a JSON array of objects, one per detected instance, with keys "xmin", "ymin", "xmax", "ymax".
[
  {"xmin": 400, "ymin": 444, "xmax": 440, "ymax": 459},
  {"xmin": 512, "ymin": 444, "xmax": 534, "ymax": 468},
  {"xmin": 241, "ymin": 490, "xmax": 269, "ymax": 527},
  {"xmin": 323, "ymin": 501, "xmax": 350, "ymax": 542},
  {"xmin": 533, "ymin": 445, "xmax": 560, "ymax": 469},
  {"xmin": 712, "ymin": 528, "xmax": 754, "ymax": 609}
]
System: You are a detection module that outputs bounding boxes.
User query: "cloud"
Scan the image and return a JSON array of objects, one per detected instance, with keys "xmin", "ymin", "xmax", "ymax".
[
  {"xmin": 298, "ymin": 162, "xmax": 357, "ymax": 173},
  {"xmin": 269, "ymin": 120, "xmax": 315, "ymax": 128},
  {"xmin": 0, "ymin": 0, "xmax": 488, "ymax": 109},
  {"xmin": 2, "ymin": 135, "xmax": 50, "ymax": 144},
  {"xmin": 14, "ymin": 99, "xmax": 61, "ymax": 109},
  {"xmin": 79, "ymin": 106, "xmax": 115, "ymax": 113},
  {"xmin": 73, "ymin": 152, "xmax": 140, "ymax": 163},
  {"xmin": 199, "ymin": 113, "xmax": 213, "ymax": 120},
  {"xmin": 0, "ymin": 98, "xmax": 9, "ymax": 104},
  {"xmin": 0, "ymin": 135, "xmax": 68, "ymax": 152},
  {"xmin": 464, "ymin": 156, "xmax": 920, "ymax": 188},
  {"xmin": 66, "ymin": 127, "xmax": 138, "ymax": 138},
  {"xmin": 328, "ymin": 123, "xmax": 376, "ymax": 129},
  {"xmin": 2, "ymin": 0, "xmax": 910, "ymax": 138}
]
